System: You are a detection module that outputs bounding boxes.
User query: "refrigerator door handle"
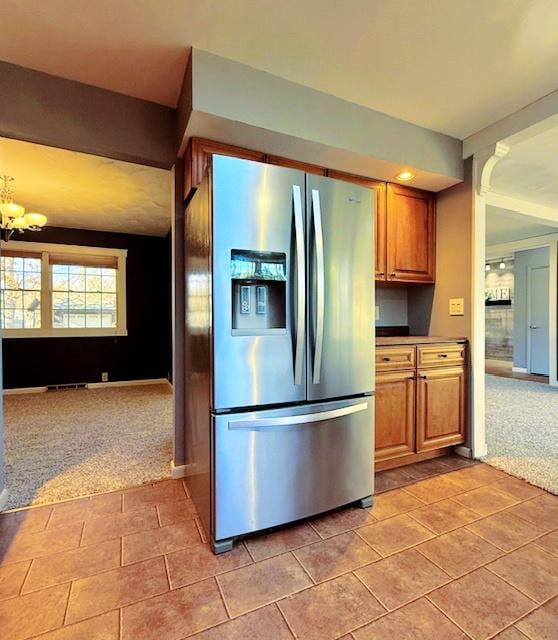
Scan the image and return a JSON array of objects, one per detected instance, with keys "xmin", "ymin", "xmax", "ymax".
[
  {"xmin": 311, "ymin": 188, "xmax": 325, "ymax": 384},
  {"xmin": 293, "ymin": 185, "xmax": 306, "ymax": 386},
  {"xmin": 228, "ymin": 401, "xmax": 369, "ymax": 430}
]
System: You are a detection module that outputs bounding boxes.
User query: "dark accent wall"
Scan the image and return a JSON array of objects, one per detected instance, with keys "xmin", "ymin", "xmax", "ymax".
[{"xmin": 2, "ymin": 227, "xmax": 171, "ymax": 389}]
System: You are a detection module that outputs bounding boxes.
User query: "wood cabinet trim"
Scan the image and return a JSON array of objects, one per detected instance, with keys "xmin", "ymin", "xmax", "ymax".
[
  {"xmin": 266, "ymin": 155, "xmax": 326, "ymax": 175},
  {"xmin": 418, "ymin": 344, "xmax": 466, "ymax": 368},
  {"xmin": 376, "ymin": 346, "xmax": 416, "ymax": 372}
]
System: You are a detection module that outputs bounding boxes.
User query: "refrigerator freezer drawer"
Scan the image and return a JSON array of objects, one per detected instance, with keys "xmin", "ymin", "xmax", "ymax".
[{"xmin": 213, "ymin": 397, "xmax": 374, "ymax": 541}]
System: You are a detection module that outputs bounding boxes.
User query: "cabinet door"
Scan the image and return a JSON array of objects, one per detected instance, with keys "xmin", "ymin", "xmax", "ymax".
[
  {"xmin": 386, "ymin": 183, "xmax": 435, "ymax": 283},
  {"xmin": 327, "ymin": 170, "xmax": 387, "ymax": 280},
  {"xmin": 375, "ymin": 370, "xmax": 416, "ymax": 462},
  {"xmin": 184, "ymin": 138, "xmax": 265, "ymax": 200},
  {"xmin": 416, "ymin": 366, "xmax": 466, "ymax": 452}
]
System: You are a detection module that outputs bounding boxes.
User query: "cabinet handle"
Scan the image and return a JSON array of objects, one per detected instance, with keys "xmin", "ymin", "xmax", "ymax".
[
  {"xmin": 383, "ymin": 357, "xmax": 391, "ymax": 362},
  {"xmin": 378, "ymin": 272, "xmax": 385, "ymax": 277},
  {"xmin": 439, "ymin": 354, "xmax": 448, "ymax": 358},
  {"xmin": 389, "ymin": 272, "xmax": 396, "ymax": 277},
  {"xmin": 420, "ymin": 375, "xmax": 427, "ymax": 379}
]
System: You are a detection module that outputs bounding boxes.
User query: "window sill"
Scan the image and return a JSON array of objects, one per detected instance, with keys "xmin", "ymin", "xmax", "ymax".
[{"xmin": 2, "ymin": 329, "xmax": 128, "ymax": 339}]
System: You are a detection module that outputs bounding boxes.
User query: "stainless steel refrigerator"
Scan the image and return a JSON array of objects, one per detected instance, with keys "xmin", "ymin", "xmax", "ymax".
[{"xmin": 184, "ymin": 154, "xmax": 375, "ymax": 553}]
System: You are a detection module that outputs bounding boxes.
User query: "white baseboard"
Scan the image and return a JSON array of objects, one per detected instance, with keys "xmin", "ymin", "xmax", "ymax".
[
  {"xmin": 87, "ymin": 378, "xmax": 170, "ymax": 389},
  {"xmin": 454, "ymin": 445, "xmax": 472, "ymax": 459},
  {"xmin": 0, "ymin": 488, "xmax": 8, "ymax": 512},
  {"xmin": 171, "ymin": 460, "xmax": 196, "ymax": 479},
  {"xmin": 512, "ymin": 366, "xmax": 528, "ymax": 373},
  {"xmin": 3, "ymin": 386, "xmax": 48, "ymax": 395}
]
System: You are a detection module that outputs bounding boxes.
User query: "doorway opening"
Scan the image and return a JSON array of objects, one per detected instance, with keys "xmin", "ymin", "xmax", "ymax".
[{"xmin": 1, "ymin": 137, "xmax": 174, "ymax": 510}]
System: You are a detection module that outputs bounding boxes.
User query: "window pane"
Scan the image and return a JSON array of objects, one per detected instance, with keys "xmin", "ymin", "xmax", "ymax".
[
  {"xmin": 1, "ymin": 255, "xmax": 43, "ymax": 329},
  {"xmin": 23, "ymin": 272, "xmax": 41, "ymax": 290},
  {"xmin": 102, "ymin": 275, "xmax": 116, "ymax": 292},
  {"xmin": 69, "ymin": 313, "xmax": 86, "ymax": 328},
  {"xmin": 86, "ymin": 274, "xmax": 102, "ymax": 293}
]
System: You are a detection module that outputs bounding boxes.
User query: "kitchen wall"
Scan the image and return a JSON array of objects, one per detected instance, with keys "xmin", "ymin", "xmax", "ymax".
[
  {"xmin": 2, "ymin": 227, "xmax": 172, "ymax": 389},
  {"xmin": 375, "ymin": 287, "xmax": 408, "ymax": 328},
  {"xmin": 407, "ymin": 158, "xmax": 473, "ymax": 338},
  {"xmin": 485, "ymin": 261, "xmax": 514, "ymax": 360},
  {"xmin": 513, "ymin": 246, "xmax": 550, "ymax": 370}
]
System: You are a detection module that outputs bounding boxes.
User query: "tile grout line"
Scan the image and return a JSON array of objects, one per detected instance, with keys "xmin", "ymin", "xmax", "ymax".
[
  {"xmin": 162, "ymin": 553, "xmax": 172, "ymax": 591},
  {"xmin": 274, "ymin": 601, "xmax": 297, "ymax": 639},
  {"xmin": 214, "ymin": 575, "xmax": 233, "ymax": 620},
  {"xmin": 62, "ymin": 580, "xmax": 74, "ymax": 626},
  {"xmin": 425, "ymin": 592, "xmax": 476, "ymax": 639},
  {"xmin": 18, "ymin": 558, "xmax": 35, "ymax": 596},
  {"xmin": 290, "ymin": 549, "xmax": 317, "ymax": 585},
  {"xmin": 483, "ymin": 561, "xmax": 552, "ymax": 606},
  {"xmin": 118, "ymin": 607, "xmax": 123, "ymax": 640}
]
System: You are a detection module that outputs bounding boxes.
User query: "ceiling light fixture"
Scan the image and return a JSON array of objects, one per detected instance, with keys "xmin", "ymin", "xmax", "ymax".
[
  {"xmin": 395, "ymin": 170, "xmax": 415, "ymax": 181},
  {"xmin": 0, "ymin": 176, "xmax": 47, "ymax": 242},
  {"xmin": 499, "ymin": 260, "xmax": 506, "ymax": 270},
  {"xmin": 485, "ymin": 264, "xmax": 491, "ymax": 271}
]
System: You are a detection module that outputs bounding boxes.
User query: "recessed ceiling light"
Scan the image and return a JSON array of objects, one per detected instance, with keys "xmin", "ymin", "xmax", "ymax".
[{"xmin": 395, "ymin": 170, "xmax": 415, "ymax": 181}]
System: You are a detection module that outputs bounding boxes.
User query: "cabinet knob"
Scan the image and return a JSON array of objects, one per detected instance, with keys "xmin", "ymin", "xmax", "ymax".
[
  {"xmin": 421, "ymin": 374, "xmax": 427, "ymax": 379},
  {"xmin": 383, "ymin": 357, "xmax": 391, "ymax": 362},
  {"xmin": 378, "ymin": 272, "xmax": 385, "ymax": 277},
  {"xmin": 389, "ymin": 272, "xmax": 396, "ymax": 277}
]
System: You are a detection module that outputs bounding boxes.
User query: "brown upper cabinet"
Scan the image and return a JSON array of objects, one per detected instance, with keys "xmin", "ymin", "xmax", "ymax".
[
  {"xmin": 386, "ymin": 183, "xmax": 436, "ymax": 283},
  {"xmin": 266, "ymin": 155, "xmax": 326, "ymax": 176},
  {"xmin": 327, "ymin": 170, "xmax": 387, "ymax": 280},
  {"xmin": 184, "ymin": 138, "xmax": 265, "ymax": 200}
]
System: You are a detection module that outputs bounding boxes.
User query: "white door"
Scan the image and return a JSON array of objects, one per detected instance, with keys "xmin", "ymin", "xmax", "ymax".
[{"xmin": 528, "ymin": 265, "xmax": 549, "ymax": 375}]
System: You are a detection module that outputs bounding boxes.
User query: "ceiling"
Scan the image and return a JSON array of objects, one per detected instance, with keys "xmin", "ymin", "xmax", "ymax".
[
  {"xmin": 486, "ymin": 205, "xmax": 558, "ymax": 246},
  {"xmin": 491, "ymin": 126, "xmax": 558, "ymax": 208},
  {"xmin": 1, "ymin": 1, "xmax": 558, "ymax": 139},
  {"xmin": 0, "ymin": 138, "xmax": 171, "ymax": 236}
]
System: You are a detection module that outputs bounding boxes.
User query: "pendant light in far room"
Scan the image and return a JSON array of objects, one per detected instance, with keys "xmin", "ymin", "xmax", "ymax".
[{"xmin": 0, "ymin": 175, "xmax": 47, "ymax": 242}]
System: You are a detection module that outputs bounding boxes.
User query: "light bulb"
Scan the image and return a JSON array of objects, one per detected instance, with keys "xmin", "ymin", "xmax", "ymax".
[
  {"xmin": 485, "ymin": 264, "xmax": 491, "ymax": 271},
  {"xmin": 395, "ymin": 170, "xmax": 415, "ymax": 181},
  {"xmin": 24, "ymin": 212, "xmax": 47, "ymax": 227},
  {"xmin": 499, "ymin": 261, "xmax": 506, "ymax": 270},
  {"xmin": 0, "ymin": 202, "xmax": 25, "ymax": 218}
]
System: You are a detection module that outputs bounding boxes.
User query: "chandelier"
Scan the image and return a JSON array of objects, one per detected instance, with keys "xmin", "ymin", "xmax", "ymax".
[{"xmin": 0, "ymin": 175, "xmax": 47, "ymax": 242}]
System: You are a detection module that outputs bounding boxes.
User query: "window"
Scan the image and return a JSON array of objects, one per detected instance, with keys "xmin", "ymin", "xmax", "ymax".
[{"xmin": 0, "ymin": 241, "xmax": 127, "ymax": 338}]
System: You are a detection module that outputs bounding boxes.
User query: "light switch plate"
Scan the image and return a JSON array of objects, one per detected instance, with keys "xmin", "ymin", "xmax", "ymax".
[{"xmin": 449, "ymin": 298, "xmax": 464, "ymax": 316}]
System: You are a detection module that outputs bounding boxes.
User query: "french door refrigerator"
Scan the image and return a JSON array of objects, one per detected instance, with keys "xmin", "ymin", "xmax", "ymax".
[{"xmin": 184, "ymin": 154, "xmax": 375, "ymax": 553}]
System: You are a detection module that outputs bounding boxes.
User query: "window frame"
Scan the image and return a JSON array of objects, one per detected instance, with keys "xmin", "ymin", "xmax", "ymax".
[{"xmin": 0, "ymin": 240, "xmax": 128, "ymax": 338}]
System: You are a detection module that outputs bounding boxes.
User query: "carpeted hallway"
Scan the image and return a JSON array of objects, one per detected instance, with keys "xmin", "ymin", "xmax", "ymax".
[
  {"xmin": 3, "ymin": 384, "xmax": 173, "ymax": 510},
  {"xmin": 485, "ymin": 374, "xmax": 558, "ymax": 495}
]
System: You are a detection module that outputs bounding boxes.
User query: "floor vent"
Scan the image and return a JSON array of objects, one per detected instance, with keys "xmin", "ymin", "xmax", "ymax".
[{"xmin": 47, "ymin": 383, "xmax": 87, "ymax": 392}]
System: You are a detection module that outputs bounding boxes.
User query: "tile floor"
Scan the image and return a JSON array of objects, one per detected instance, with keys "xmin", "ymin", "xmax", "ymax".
[{"xmin": 1, "ymin": 462, "xmax": 557, "ymax": 639}]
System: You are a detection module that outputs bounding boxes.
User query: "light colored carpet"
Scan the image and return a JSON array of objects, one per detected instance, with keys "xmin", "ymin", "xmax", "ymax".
[
  {"xmin": 3, "ymin": 384, "xmax": 173, "ymax": 510},
  {"xmin": 485, "ymin": 374, "xmax": 558, "ymax": 494}
]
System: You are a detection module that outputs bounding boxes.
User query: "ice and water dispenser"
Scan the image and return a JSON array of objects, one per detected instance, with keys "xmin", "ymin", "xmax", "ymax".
[{"xmin": 231, "ymin": 250, "xmax": 286, "ymax": 335}]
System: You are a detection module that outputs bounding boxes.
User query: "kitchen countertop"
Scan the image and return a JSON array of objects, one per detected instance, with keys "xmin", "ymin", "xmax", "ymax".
[{"xmin": 376, "ymin": 336, "xmax": 468, "ymax": 346}]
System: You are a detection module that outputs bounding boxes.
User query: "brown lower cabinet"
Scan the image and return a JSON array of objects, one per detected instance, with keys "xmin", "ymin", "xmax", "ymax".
[{"xmin": 375, "ymin": 341, "xmax": 467, "ymax": 470}]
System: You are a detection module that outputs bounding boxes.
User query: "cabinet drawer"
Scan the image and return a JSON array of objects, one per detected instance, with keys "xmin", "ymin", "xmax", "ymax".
[
  {"xmin": 418, "ymin": 344, "xmax": 465, "ymax": 368},
  {"xmin": 376, "ymin": 346, "xmax": 416, "ymax": 372}
]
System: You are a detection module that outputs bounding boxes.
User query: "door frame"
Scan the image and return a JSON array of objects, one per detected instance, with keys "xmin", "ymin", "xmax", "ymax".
[{"xmin": 526, "ymin": 264, "xmax": 550, "ymax": 376}]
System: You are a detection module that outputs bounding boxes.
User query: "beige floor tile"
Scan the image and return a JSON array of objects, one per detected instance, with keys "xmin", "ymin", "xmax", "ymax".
[
  {"xmin": 454, "ymin": 463, "xmax": 508, "ymax": 484},
  {"xmin": 32, "ymin": 610, "xmax": 119, "ymax": 640},
  {"xmin": 492, "ymin": 628, "xmax": 530, "ymax": 640},
  {"xmin": 245, "ymin": 523, "xmax": 320, "ymax": 561},
  {"xmin": 81, "ymin": 505, "xmax": 159, "ymax": 546},
  {"xmin": 23, "ymin": 538, "xmax": 120, "ymax": 593},
  {"xmin": 452, "ymin": 484, "xmax": 519, "ymax": 516},
  {"xmin": 428, "ymin": 567, "xmax": 535, "ymax": 640},
  {"xmin": 408, "ymin": 498, "xmax": 480, "ymax": 534},
  {"xmin": 355, "ymin": 548, "xmax": 451, "ymax": 610},
  {"xmin": 467, "ymin": 510, "xmax": 544, "ymax": 551},
  {"xmin": 353, "ymin": 598, "xmax": 467, "ymax": 640},
  {"xmin": 418, "ymin": 528, "xmax": 502, "ymax": 577},
  {"xmin": 0, "ymin": 507, "xmax": 52, "ymax": 536},
  {"xmin": 189, "ymin": 604, "xmax": 293, "ymax": 639},
  {"xmin": 167, "ymin": 543, "xmax": 252, "ymax": 589},
  {"xmin": 122, "ymin": 480, "xmax": 187, "ymax": 512},
  {"xmin": 516, "ymin": 596, "xmax": 558, "ymax": 640},
  {"xmin": 369, "ymin": 489, "xmax": 424, "ymax": 520},
  {"xmin": 278, "ymin": 573, "xmax": 385, "ymax": 640},
  {"xmin": 294, "ymin": 530, "xmax": 379, "ymax": 582},
  {"xmin": 48, "ymin": 493, "xmax": 122, "ymax": 529},
  {"xmin": 0, "ymin": 582, "xmax": 70, "ymax": 640},
  {"xmin": 357, "ymin": 514, "xmax": 434, "ymax": 556},
  {"xmin": 0, "ymin": 561, "xmax": 30, "ymax": 601},
  {"xmin": 217, "ymin": 553, "xmax": 312, "ymax": 617},
  {"xmin": 310, "ymin": 507, "xmax": 376, "ymax": 538},
  {"xmin": 487, "ymin": 543, "xmax": 558, "ymax": 603},
  {"xmin": 493, "ymin": 477, "xmax": 545, "ymax": 502},
  {"xmin": 156, "ymin": 499, "xmax": 197, "ymax": 527},
  {"xmin": 508, "ymin": 495, "xmax": 558, "ymax": 531},
  {"xmin": 403, "ymin": 475, "xmax": 464, "ymax": 504},
  {"xmin": 122, "ymin": 520, "xmax": 201, "ymax": 564},
  {"xmin": 0, "ymin": 521, "xmax": 83, "ymax": 566},
  {"xmin": 66, "ymin": 556, "xmax": 169, "ymax": 624},
  {"xmin": 534, "ymin": 529, "xmax": 558, "ymax": 557},
  {"xmin": 122, "ymin": 577, "xmax": 227, "ymax": 640}
]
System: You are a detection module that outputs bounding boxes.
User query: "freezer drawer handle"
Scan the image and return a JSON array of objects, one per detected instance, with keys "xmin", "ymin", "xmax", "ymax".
[
  {"xmin": 228, "ymin": 401, "xmax": 369, "ymax": 430},
  {"xmin": 293, "ymin": 185, "xmax": 306, "ymax": 385},
  {"xmin": 311, "ymin": 188, "xmax": 325, "ymax": 385}
]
